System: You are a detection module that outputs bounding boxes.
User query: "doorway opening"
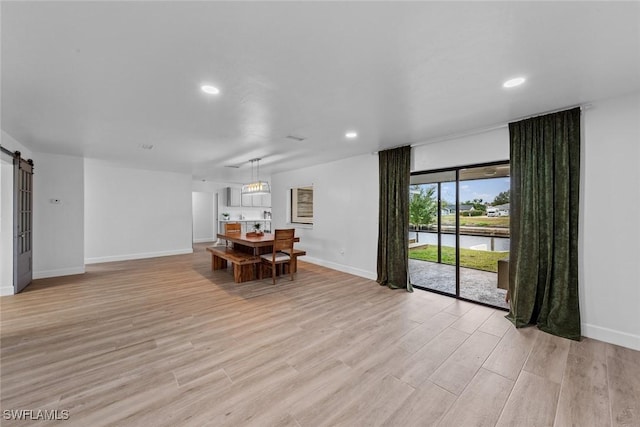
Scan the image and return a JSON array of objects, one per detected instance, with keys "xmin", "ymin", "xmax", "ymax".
[{"xmin": 409, "ymin": 161, "xmax": 510, "ymax": 310}]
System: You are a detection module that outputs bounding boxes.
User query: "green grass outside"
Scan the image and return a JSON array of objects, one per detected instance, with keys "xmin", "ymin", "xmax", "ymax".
[{"xmin": 409, "ymin": 245, "xmax": 508, "ymax": 273}]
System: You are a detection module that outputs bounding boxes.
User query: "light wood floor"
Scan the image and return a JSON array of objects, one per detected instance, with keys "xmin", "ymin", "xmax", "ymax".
[{"xmin": 1, "ymin": 243, "xmax": 639, "ymax": 427}]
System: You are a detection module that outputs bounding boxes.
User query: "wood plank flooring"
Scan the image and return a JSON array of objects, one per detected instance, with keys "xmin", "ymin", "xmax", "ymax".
[{"xmin": 1, "ymin": 243, "xmax": 639, "ymax": 426}]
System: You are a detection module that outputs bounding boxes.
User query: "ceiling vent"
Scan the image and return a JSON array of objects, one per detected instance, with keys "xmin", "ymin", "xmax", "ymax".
[{"xmin": 285, "ymin": 135, "xmax": 306, "ymax": 142}]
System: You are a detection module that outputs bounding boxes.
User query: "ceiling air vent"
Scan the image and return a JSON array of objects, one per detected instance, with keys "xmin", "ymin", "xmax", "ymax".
[{"xmin": 285, "ymin": 135, "xmax": 306, "ymax": 142}]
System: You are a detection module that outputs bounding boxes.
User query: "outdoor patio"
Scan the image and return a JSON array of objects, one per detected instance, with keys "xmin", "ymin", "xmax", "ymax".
[{"xmin": 409, "ymin": 259, "xmax": 509, "ymax": 309}]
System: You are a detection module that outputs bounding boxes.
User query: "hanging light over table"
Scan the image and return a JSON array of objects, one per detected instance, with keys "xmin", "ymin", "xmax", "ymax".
[{"xmin": 241, "ymin": 158, "xmax": 271, "ymax": 195}]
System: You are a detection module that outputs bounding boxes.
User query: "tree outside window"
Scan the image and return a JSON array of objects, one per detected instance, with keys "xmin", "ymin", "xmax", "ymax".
[{"xmin": 409, "ymin": 184, "xmax": 437, "ymax": 233}]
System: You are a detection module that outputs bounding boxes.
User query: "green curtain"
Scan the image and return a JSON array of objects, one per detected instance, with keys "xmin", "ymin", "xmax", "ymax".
[
  {"xmin": 377, "ymin": 146, "xmax": 413, "ymax": 292},
  {"xmin": 507, "ymin": 107, "xmax": 581, "ymax": 340}
]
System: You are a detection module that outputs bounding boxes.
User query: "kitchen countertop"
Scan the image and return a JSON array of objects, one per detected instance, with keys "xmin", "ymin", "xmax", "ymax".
[{"xmin": 220, "ymin": 219, "xmax": 271, "ymax": 222}]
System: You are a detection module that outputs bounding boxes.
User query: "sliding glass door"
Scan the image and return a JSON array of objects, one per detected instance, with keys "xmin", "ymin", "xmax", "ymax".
[{"xmin": 409, "ymin": 162, "xmax": 510, "ymax": 310}]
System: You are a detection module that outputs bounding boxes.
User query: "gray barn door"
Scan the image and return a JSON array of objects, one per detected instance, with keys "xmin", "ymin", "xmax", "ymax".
[{"xmin": 14, "ymin": 153, "xmax": 33, "ymax": 293}]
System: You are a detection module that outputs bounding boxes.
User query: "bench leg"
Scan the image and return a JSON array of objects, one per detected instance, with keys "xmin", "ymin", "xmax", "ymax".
[
  {"xmin": 283, "ymin": 257, "xmax": 298, "ymax": 274},
  {"xmin": 233, "ymin": 263, "xmax": 256, "ymax": 283},
  {"xmin": 212, "ymin": 255, "xmax": 227, "ymax": 270}
]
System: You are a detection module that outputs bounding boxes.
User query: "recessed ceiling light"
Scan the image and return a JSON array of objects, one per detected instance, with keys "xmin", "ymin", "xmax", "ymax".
[
  {"xmin": 345, "ymin": 131, "xmax": 358, "ymax": 139},
  {"xmin": 503, "ymin": 77, "xmax": 526, "ymax": 88},
  {"xmin": 201, "ymin": 85, "xmax": 220, "ymax": 95}
]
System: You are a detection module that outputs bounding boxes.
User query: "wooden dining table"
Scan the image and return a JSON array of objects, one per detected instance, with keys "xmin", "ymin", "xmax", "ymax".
[{"xmin": 217, "ymin": 232, "xmax": 299, "ymax": 256}]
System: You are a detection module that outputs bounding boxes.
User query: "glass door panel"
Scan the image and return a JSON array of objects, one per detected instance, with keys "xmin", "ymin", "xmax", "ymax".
[
  {"xmin": 458, "ymin": 165, "xmax": 510, "ymax": 309},
  {"xmin": 409, "ymin": 171, "xmax": 457, "ymax": 296}
]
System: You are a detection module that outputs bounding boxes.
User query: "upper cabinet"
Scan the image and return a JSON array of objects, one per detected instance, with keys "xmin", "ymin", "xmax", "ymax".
[
  {"xmin": 241, "ymin": 193, "xmax": 253, "ymax": 207},
  {"xmin": 261, "ymin": 193, "xmax": 271, "ymax": 208},
  {"xmin": 226, "ymin": 187, "xmax": 241, "ymax": 207},
  {"xmin": 227, "ymin": 187, "xmax": 271, "ymax": 207}
]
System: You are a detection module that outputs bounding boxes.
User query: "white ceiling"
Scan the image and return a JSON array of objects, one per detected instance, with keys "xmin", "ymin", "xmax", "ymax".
[{"xmin": 2, "ymin": 1, "xmax": 639, "ymax": 183}]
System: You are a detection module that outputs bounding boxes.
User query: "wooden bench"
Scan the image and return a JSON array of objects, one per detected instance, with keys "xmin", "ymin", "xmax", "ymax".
[
  {"xmin": 280, "ymin": 248, "xmax": 307, "ymax": 273},
  {"xmin": 206, "ymin": 246, "xmax": 261, "ymax": 283}
]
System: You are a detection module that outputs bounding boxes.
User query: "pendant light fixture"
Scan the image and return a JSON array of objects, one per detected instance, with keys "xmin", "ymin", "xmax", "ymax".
[{"xmin": 241, "ymin": 158, "xmax": 271, "ymax": 195}]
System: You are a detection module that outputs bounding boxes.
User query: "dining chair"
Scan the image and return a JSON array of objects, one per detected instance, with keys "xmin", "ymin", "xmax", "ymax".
[
  {"xmin": 224, "ymin": 222, "xmax": 241, "ymax": 247},
  {"xmin": 225, "ymin": 222, "xmax": 241, "ymax": 234},
  {"xmin": 260, "ymin": 228, "xmax": 295, "ymax": 285}
]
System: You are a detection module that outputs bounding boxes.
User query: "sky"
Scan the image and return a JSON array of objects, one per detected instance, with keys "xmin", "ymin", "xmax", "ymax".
[{"xmin": 427, "ymin": 177, "xmax": 510, "ymax": 205}]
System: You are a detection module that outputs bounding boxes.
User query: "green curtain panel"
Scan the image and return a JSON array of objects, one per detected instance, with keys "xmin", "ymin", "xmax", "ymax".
[
  {"xmin": 377, "ymin": 146, "xmax": 413, "ymax": 292},
  {"xmin": 507, "ymin": 107, "xmax": 581, "ymax": 340}
]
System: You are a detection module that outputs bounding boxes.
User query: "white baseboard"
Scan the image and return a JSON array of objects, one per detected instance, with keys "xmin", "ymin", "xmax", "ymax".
[
  {"xmin": 0, "ymin": 285, "xmax": 15, "ymax": 296},
  {"xmin": 33, "ymin": 266, "xmax": 86, "ymax": 280},
  {"xmin": 302, "ymin": 256, "xmax": 377, "ymax": 281},
  {"xmin": 1, "ymin": 267, "xmax": 86, "ymax": 294},
  {"xmin": 582, "ymin": 322, "xmax": 640, "ymax": 351},
  {"xmin": 193, "ymin": 237, "xmax": 215, "ymax": 243},
  {"xmin": 85, "ymin": 248, "xmax": 194, "ymax": 264}
]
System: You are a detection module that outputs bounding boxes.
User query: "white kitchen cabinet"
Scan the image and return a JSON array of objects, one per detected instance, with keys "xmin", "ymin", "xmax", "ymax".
[
  {"xmin": 261, "ymin": 193, "xmax": 271, "ymax": 208},
  {"xmin": 226, "ymin": 187, "xmax": 241, "ymax": 207},
  {"xmin": 241, "ymin": 193, "xmax": 253, "ymax": 207},
  {"xmin": 239, "ymin": 193, "xmax": 271, "ymax": 207}
]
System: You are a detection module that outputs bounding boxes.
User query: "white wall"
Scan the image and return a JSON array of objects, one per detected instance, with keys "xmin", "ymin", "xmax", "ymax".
[
  {"xmin": 1, "ymin": 130, "xmax": 34, "ymax": 159},
  {"xmin": 32, "ymin": 152, "xmax": 85, "ymax": 279},
  {"xmin": 582, "ymin": 91, "xmax": 640, "ymax": 350},
  {"xmin": 0, "ymin": 130, "xmax": 34, "ymax": 295},
  {"xmin": 412, "ymin": 127, "xmax": 509, "ymax": 171},
  {"xmin": 271, "ymin": 153, "xmax": 379, "ymax": 279},
  {"xmin": 192, "ymin": 191, "xmax": 214, "ymax": 243},
  {"xmin": 191, "ymin": 180, "xmax": 228, "ymax": 194},
  {"xmin": 84, "ymin": 159, "xmax": 193, "ymax": 263},
  {"xmin": 1, "ymin": 158, "xmax": 14, "ymax": 295}
]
